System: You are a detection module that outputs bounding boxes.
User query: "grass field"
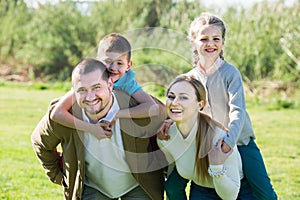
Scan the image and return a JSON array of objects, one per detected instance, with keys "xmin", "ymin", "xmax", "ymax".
[{"xmin": 0, "ymin": 84, "xmax": 299, "ymax": 199}]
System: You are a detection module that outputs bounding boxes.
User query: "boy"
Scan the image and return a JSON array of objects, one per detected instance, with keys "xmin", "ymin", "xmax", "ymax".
[{"xmin": 50, "ymin": 33, "xmax": 160, "ymax": 139}]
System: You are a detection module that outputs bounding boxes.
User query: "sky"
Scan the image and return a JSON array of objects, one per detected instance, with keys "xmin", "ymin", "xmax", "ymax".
[{"xmin": 24, "ymin": 0, "xmax": 297, "ymax": 9}]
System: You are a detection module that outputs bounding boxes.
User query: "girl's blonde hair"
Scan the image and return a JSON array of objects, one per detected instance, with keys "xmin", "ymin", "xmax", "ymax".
[{"xmin": 188, "ymin": 13, "xmax": 226, "ymax": 68}]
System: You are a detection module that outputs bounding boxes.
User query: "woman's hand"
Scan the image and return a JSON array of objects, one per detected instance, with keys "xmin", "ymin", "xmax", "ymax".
[
  {"xmin": 156, "ymin": 119, "xmax": 173, "ymax": 140},
  {"xmin": 208, "ymin": 139, "xmax": 233, "ymax": 165}
]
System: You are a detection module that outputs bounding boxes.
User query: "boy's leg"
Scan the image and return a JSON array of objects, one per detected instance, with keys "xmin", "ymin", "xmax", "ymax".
[
  {"xmin": 165, "ymin": 167, "xmax": 189, "ymax": 200},
  {"xmin": 238, "ymin": 139, "xmax": 277, "ymax": 200}
]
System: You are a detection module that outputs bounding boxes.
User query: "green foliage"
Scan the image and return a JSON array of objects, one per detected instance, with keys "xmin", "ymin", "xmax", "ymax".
[
  {"xmin": 224, "ymin": 1, "xmax": 300, "ymax": 81},
  {"xmin": 0, "ymin": 0, "xmax": 299, "ymax": 83},
  {"xmin": 18, "ymin": 2, "xmax": 96, "ymax": 78},
  {"xmin": 0, "ymin": 0, "xmax": 30, "ymax": 61}
]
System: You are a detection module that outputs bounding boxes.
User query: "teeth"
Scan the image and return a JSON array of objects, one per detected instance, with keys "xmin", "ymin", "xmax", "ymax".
[
  {"xmin": 171, "ymin": 109, "xmax": 182, "ymax": 113},
  {"xmin": 206, "ymin": 49, "xmax": 215, "ymax": 52},
  {"xmin": 86, "ymin": 100, "xmax": 99, "ymax": 106}
]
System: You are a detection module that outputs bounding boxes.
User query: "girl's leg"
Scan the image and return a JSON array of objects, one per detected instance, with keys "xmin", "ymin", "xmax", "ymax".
[
  {"xmin": 165, "ymin": 167, "xmax": 189, "ymax": 200},
  {"xmin": 189, "ymin": 181, "xmax": 221, "ymax": 200},
  {"xmin": 237, "ymin": 178, "xmax": 257, "ymax": 200},
  {"xmin": 238, "ymin": 139, "xmax": 277, "ymax": 200}
]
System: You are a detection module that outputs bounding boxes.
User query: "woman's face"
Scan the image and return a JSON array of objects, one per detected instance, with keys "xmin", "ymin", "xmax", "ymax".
[
  {"xmin": 166, "ymin": 81, "xmax": 203, "ymax": 124},
  {"xmin": 193, "ymin": 25, "xmax": 224, "ymax": 63}
]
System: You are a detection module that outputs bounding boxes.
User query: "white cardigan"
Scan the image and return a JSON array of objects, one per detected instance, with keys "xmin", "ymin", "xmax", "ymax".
[{"xmin": 157, "ymin": 122, "xmax": 243, "ymax": 200}]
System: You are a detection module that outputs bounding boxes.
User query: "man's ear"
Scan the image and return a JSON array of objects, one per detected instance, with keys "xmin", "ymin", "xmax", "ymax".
[{"xmin": 108, "ymin": 77, "xmax": 114, "ymax": 92}]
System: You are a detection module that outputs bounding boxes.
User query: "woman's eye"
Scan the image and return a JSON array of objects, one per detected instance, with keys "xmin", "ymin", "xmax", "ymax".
[
  {"xmin": 167, "ymin": 95, "xmax": 175, "ymax": 100},
  {"xmin": 180, "ymin": 96, "xmax": 188, "ymax": 100}
]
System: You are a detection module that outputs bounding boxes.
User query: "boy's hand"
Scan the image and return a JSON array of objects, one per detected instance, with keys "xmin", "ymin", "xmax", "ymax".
[
  {"xmin": 88, "ymin": 122, "xmax": 112, "ymax": 140},
  {"xmin": 157, "ymin": 120, "xmax": 173, "ymax": 140}
]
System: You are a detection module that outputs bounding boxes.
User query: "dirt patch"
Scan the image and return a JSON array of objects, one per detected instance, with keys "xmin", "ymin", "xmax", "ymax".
[{"xmin": 0, "ymin": 65, "xmax": 31, "ymax": 82}]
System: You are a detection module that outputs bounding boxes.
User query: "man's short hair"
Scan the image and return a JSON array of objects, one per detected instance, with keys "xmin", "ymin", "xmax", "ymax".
[{"xmin": 72, "ymin": 58, "xmax": 110, "ymax": 85}]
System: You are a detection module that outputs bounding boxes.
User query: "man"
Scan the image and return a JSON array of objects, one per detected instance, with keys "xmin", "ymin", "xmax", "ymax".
[{"xmin": 31, "ymin": 58, "xmax": 167, "ymax": 199}]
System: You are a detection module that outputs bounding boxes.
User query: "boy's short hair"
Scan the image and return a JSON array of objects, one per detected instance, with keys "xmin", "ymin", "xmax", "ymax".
[{"xmin": 97, "ymin": 33, "xmax": 131, "ymax": 62}]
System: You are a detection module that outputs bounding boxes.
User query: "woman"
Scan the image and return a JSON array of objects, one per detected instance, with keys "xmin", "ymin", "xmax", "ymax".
[{"xmin": 157, "ymin": 75, "xmax": 253, "ymax": 199}]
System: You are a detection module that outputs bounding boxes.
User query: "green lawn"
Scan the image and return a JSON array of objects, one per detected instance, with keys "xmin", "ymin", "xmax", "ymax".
[{"xmin": 0, "ymin": 85, "xmax": 299, "ymax": 199}]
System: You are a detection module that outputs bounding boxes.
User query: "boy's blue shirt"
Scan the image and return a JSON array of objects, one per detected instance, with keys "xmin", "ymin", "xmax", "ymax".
[{"xmin": 113, "ymin": 69, "xmax": 142, "ymax": 95}]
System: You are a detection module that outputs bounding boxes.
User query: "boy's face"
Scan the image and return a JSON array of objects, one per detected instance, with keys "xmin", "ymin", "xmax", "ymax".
[{"xmin": 99, "ymin": 52, "xmax": 132, "ymax": 83}]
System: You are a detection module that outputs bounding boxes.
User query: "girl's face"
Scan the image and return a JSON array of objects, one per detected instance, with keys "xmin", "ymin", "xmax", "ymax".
[
  {"xmin": 99, "ymin": 52, "xmax": 132, "ymax": 83},
  {"xmin": 166, "ymin": 81, "xmax": 203, "ymax": 125},
  {"xmin": 193, "ymin": 25, "xmax": 224, "ymax": 63}
]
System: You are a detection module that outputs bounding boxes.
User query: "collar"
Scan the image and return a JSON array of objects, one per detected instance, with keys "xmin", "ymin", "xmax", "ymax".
[
  {"xmin": 173, "ymin": 119, "xmax": 198, "ymax": 143},
  {"xmin": 198, "ymin": 57, "xmax": 224, "ymax": 76},
  {"xmin": 82, "ymin": 93, "xmax": 120, "ymax": 123}
]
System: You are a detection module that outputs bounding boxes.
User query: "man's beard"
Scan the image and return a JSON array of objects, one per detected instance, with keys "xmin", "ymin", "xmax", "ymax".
[{"xmin": 85, "ymin": 99, "xmax": 108, "ymax": 116}]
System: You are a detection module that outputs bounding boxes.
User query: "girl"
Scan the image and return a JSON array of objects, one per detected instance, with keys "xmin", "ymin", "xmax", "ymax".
[{"xmin": 162, "ymin": 13, "xmax": 277, "ymax": 200}]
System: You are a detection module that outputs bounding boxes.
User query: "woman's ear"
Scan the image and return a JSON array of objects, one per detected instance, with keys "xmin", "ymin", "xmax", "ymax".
[{"xmin": 198, "ymin": 100, "xmax": 205, "ymax": 111}]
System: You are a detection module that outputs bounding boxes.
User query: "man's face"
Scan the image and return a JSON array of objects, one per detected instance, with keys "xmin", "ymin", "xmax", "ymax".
[{"xmin": 73, "ymin": 69, "xmax": 113, "ymax": 120}]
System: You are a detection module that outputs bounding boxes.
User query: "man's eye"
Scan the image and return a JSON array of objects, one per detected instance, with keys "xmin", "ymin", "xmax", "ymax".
[
  {"xmin": 214, "ymin": 38, "xmax": 220, "ymax": 41},
  {"xmin": 77, "ymin": 89, "xmax": 86, "ymax": 94},
  {"xmin": 180, "ymin": 96, "xmax": 188, "ymax": 100},
  {"xmin": 93, "ymin": 86, "xmax": 102, "ymax": 91}
]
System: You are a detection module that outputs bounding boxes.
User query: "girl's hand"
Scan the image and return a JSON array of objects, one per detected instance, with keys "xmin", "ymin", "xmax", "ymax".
[
  {"xmin": 221, "ymin": 141, "xmax": 231, "ymax": 153},
  {"xmin": 157, "ymin": 120, "xmax": 173, "ymax": 140},
  {"xmin": 208, "ymin": 139, "xmax": 232, "ymax": 165}
]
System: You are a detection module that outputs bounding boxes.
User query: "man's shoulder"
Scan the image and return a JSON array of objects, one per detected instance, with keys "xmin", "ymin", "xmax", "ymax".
[{"xmin": 113, "ymin": 89, "xmax": 137, "ymax": 109}]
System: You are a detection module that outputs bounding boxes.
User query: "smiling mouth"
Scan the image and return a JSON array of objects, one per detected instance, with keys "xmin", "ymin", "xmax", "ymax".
[
  {"xmin": 205, "ymin": 48, "xmax": 216, "ymax": 52},
  {"xmin": 109, "ymin": 73, "xmax": 119, "ymax": 77},
  {"xmin": 170, "ymin": 108, "xmax": 182, "ymax": 114},
  {"xmin": 85, "ymin": 99, "xmax": 100, "ymax": 106}
]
